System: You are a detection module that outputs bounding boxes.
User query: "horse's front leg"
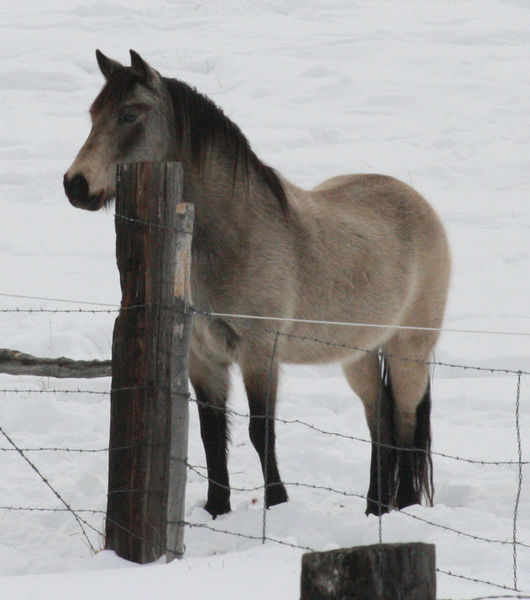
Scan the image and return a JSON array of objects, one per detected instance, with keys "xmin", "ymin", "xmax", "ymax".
[
  {"xmin": 190, "ymin": 350, "xmax": 232, "ymax": 518},
  {"xmin": 240, "ymin": 344, "xmax": 288, "ymax": 509}
]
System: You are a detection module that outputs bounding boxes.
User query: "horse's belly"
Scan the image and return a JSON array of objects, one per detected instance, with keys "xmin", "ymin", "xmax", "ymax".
[{"xmin": 279, "ymin": 322, "xmax": 395, "ymax": 365}]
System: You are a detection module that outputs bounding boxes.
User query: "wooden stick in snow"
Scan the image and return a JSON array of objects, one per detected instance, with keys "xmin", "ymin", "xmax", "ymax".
[{"xmin": 0, "ymin": 348, "xmax": 111, "ymax": 379}]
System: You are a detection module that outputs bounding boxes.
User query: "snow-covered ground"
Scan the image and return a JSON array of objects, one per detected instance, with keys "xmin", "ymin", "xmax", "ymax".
[{"xmin": 1, "ymin": 1, "xmax": 529, "ymax": 598}]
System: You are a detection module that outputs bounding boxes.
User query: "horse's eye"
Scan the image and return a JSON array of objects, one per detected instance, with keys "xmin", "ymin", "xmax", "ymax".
[{"xmin": 119, "ymin": 113, "xmax": 137, "ymax": 125}]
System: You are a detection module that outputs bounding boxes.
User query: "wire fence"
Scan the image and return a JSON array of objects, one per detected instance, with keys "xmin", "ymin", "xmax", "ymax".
[{"xmin": 0, "ymin": 298, "xmax": 528, "ymax": 599}]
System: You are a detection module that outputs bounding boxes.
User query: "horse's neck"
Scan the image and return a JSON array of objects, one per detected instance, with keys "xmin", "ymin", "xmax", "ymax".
[
  {"xmin": 179, "ymin": 149, "xmax": 295, "ymax": 313},
  {"xmin": 182, "ymin": 151, "xmax": 285, "ymax": 239},
  {"xmin": 182, "ymin": 158, "xmax": 243, "ymax": 235},
  {"xmin": 180, "ymin": 154, "xmax": 260, "ymax": 301}
]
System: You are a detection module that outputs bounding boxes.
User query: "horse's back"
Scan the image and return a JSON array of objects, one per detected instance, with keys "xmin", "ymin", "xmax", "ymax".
[
  {"xmin": 306, "ymin": 173, "xmax": 449, "ymax": 269},
  {"xmin": 278, "ymin": 173, "xmax": 450, "ymax": 363},
  {"xmin": 312, "ymin": 174, "xmax": 442, "ymax": 230}
]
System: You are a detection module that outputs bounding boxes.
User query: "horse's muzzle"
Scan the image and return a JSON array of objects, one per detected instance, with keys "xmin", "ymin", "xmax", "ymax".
[{"xmin": 63, "ymin": 173, "xmax": 103, "ymax": 211}]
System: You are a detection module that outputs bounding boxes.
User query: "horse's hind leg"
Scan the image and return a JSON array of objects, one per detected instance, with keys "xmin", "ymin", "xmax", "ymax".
[
  {"xmin": 342, "ymin": 353, "xmax": 397, "ymax": 516},
  {"xmin": 384, "ymin": 333, "xmax": 434, "ymax": 509},
  {"xmin": 240, "ymin": 344, "xmax": 288, "ymax": 509},
  {"xmin": 190, "ymin": 351, "xmax": 232, "ymax": 517}
]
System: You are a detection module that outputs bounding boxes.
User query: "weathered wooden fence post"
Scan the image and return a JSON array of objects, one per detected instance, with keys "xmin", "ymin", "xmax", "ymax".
[
  {"xmin": 300, "ymin": 543, "xmax": 436, "ymax": 600},
  {"xmin": 105, "ymin": 161, "xmax": 194, "ymax": 564}
]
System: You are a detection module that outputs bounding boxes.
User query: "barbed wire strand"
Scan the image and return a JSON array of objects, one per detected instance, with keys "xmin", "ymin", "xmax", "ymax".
[
  {"xmin": 436, "ymin": 569, "xmax": 519, "ymax": 593},
  {"xmin": 1, "ymin": 293, "xmax": 529, "ymax": 338},
  {"xmin": 0, "ymin": 304, "xmax": 151, "ymax": 314},
  {"xmin": 197, "ymin": 308, "xmax": 530, "ymax": 338},
  {"xmin": 192, "ymin": 308, "xmax": 530, "ymax": 376},
  {"xmin": 0, "ymin": 496, "xmax": 525, "ymax": 595},
  {"xmin": 0, "ymin": 443, "xmax": 154, "ymax": 454},
  {"xmin": 1, "ymin": 387, "xmax": 528, "ymax": 467},
  {"xmin": 0, "ymin": 425, "xmax": 97, "ymax": 553},
  {"xmin": 189, "ymin": 394, "xmax": 530, "ymax": 467},
  {"xmin": 0, "ymin": 307, "xmax": 118, "ymax": 314},
  {"xmin": 0, "ymin": 292, "xmax": 118, "ymax": 307},
  {"xmin": 186, "ymin": 463, "xmax": 530, "ymax": 550},
  {"xmin": 180, "ymin": 520, "xmax": 314, "ymax": 553},
  {"xmin": 0, "ymin": 385, "xmax": 147, "ymax": 395},
  {"xmin": 440, "ymin": 596, "xmax": 530, "ymax": 600},
  {"xmin": 0, "ymin": 506, "xmax": 105, "ymax": 515},
  {"xmin": 2, "ymin": 486, "xmax": 528, "ymax": 593},
  {"xmin": 274, "ymin": 330, "xmax": 530, "ymax": 377},
  {"xmin": 1, "ymin": 303, "xmax": 528, "ymax": 376},
  {"xmin": 102, "ymin": 511, "xmax": 313, "ymax": 557},
  {"xmin": 114, "ymin": 212, "xmax": 192, "ymax": 234},
  {"xmin": 2, "ymin": 434, "xmax": 527, "ymax": 466},
  {"xmin": 114, "ymin": 508, "xmax": 530, "ymax": 594}
]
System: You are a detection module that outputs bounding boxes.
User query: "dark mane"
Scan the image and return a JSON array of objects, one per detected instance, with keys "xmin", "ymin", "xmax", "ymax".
[
  {"xmin": 164, "ymin": 77, "xmax": 288, "ymax": 213},
  {"xmin": 90, "ymin": 67, "xmax": 288, "ymax": 213}
]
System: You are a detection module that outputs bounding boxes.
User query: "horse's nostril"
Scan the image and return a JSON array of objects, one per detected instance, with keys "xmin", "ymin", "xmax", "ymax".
[
  {"xmin": 64, "ymin": 173, "xmax": 89, "ymax": 202},
  {"xmin": 70, "ymin": 174, "xmax": 89, "ymax": 198}
]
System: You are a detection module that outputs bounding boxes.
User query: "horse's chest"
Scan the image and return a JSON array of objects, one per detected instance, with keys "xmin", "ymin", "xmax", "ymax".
[{"xmin": 191, "ymin": 316, "xmax": 240, "ymax": 364}]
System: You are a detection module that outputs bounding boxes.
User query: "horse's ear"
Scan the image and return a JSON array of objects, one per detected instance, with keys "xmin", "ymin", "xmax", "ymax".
[
  {"xmin": 96, "ymin": 50, "xmax": 122, "ymax": 80},
  {"xmin": 130, "ymin": 50, "xmax": 160, "ymax": 88}
]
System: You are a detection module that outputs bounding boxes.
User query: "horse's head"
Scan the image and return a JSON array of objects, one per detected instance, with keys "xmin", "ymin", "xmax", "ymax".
[{"xmin": 64, "ymin": 50, "xmax": 176, "ymax": 210}]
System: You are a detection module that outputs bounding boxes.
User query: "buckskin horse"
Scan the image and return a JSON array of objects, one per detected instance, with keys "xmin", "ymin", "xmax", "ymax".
[{"xmin": 64, "ymin": 50, "xmax": 450, "ymax": 518}]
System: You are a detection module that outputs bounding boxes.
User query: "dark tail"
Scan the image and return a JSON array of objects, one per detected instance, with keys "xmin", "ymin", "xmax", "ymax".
[
  {"xmin": 409, "ymin": 383, "xmax": 434, "ymax": 506},
  {"xmin": 391, "ymin": 366, "xmax": 434, "ymax": 510},
  {"xmin": 366, "ymin": 359, "xmax": 433, "ymax": 515}
]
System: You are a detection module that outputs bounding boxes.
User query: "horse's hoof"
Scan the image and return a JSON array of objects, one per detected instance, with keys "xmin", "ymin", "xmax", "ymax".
[
  {"xmin": 365, "ymin": 499, "xmax": 390, "ymax": 517},
  {"xmin": 396, "ymin": 486, "xmax": 421, "ymax": 510},
  {"xmin": 265, "ymin": 483, "xmax": 288, "ymax": 508},
  {"xmin": 205, "ymin": 499, "xmax": 231, "ymax": 518}
]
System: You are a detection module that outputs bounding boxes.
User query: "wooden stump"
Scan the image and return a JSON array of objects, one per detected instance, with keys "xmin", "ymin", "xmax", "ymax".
[{"xmin": 300, "ymin": 543, "xmax": 436, "ymax": 600}]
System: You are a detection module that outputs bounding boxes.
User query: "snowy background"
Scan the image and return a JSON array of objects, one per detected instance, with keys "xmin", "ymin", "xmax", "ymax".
[{"xmin": 1, "ymin": 1, "xmax": 529, "ymax": 598}]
